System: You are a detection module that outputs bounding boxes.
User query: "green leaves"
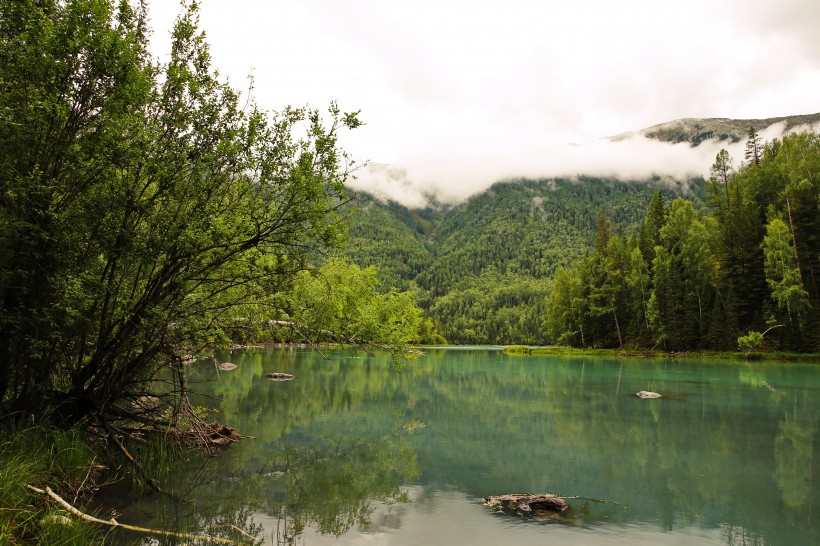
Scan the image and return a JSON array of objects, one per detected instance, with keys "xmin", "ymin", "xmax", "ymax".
[
  {"xmin": 762, "ymin": 218, "xmax": 811, "ymax": 325},
  {"xmin": 0, "ymin": 1, "xmax": 366, "ymax": 421},
  {"xmin": 285, "ymin": 259, "xmax": 425, "ymax": 361}
]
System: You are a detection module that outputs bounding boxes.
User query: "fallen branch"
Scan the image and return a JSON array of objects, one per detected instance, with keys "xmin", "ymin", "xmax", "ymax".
[
  {"xmin": 99, "ymin": 415, "xmax": 180, "ymax": 501},
  {"xmin": 26, "ymin": 485, "xmax": 251, "ymax": 545}
]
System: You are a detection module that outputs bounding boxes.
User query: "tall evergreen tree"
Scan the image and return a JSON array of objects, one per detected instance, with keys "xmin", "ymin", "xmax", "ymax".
[
  {"xmin": 745, "ymin": 126, "xmax": 762, "ymax": 167},
  {"xmin": 638, "ymin": 191, "xmax": 667, "ymax": 264}
]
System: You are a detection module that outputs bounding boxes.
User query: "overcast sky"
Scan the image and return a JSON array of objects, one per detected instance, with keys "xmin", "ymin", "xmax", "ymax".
[{"xmin": 147, "ymin": 0, "xmax": 820, "ymax": 205}]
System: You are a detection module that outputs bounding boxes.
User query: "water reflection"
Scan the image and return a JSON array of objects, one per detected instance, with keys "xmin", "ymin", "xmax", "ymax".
[
  {"xmin": 113, "ymin": 348, "xmax": 818, "ymax": 546},
  {"xmin": 262, "ymin": 432, "xmax": 419, "ymax": 544},
  {"xmin": 112, "ymin": 428, "xmax": 418, "ymax": 545}
]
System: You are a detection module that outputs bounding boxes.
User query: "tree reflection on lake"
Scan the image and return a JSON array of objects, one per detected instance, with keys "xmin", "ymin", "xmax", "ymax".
[{"xmin": 109, "ymin": 348, "xmax": 818, "ymax": 546}]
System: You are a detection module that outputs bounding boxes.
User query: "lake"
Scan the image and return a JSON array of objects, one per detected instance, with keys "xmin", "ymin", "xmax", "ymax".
[{"xmin": 110, "ymin": 347, "xmax": 818, "ymax": 545}]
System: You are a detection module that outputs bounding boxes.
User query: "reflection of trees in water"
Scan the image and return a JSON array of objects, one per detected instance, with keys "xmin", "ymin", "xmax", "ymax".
[
  {"xmin": 114, "ymin": 426, "xmax": 418, "ymax": 545},
  {"xmin": 181, "ymin": 349, "xmax": 818, "ymax": 545},
  {"xmin": 264, "ymin": 432, "xmax": 419, "ymax": 544},
  {"xmin": 720, "ymin": 524, "xmax": 764, "ymax": 546},
  {"xmin": 774, "ymin": 395, "xmax": 815, "ymax": 512}
]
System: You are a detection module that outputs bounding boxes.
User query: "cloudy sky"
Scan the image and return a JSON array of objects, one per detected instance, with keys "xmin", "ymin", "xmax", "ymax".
[{"xmin": 147, "ymin": 0, "xmax": 820, "ymax": 205}]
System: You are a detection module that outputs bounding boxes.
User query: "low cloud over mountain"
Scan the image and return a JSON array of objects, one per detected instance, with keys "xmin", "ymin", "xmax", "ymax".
[{"xmin": 348, "ymin": 114, "xmax": 820, "ymax": 207}]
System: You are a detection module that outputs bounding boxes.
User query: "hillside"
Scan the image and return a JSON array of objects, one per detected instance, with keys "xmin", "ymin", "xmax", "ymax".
[
  {"xmin": 345, "ymin": 176, "xmax": 702, "ymax": 344},
  {"xmin": 343, "ymin": 113, "xmax": 817, "ymax": 345}
]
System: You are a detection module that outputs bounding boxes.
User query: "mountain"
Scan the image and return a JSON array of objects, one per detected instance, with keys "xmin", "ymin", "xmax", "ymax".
[
  {"xmin": 612, "ymin": 113, "xmax": 820, "ymax": 146},
  {"xmin": 343, "ymin": 113, "xmax": 817, "ymax": 344}
]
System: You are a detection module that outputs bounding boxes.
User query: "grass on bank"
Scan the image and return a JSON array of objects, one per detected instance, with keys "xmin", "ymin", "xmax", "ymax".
[
  {"xmin": 503, "ymin": 345, "xmax": 820, "ymax": 362},
  {"xmin": 0, "ymin": 425, "xmax": 101, "ymax": 545}
]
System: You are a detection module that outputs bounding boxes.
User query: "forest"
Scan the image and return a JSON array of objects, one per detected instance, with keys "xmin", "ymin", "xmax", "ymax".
[
  {"xmin": 345, "ymin": 130, "xmax": 820, "ymax": 353},
  {"xmin": 346, "ymin": 177, "xmax": 699, "ymax": 344},
  {"xmin": 546, "ymin": 130, "xmax": 820, "ymax": 352}
]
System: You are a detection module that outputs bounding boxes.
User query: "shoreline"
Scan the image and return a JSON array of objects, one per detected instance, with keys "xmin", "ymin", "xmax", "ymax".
[{"xmin": 502, "ymin": 345, "xmax": 820, "ymax": 363}]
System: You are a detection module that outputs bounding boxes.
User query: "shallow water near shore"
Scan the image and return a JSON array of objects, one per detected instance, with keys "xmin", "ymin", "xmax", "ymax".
[{"xmin": 107, "ymin": 347, "xmax": 819, "ymax": 545}]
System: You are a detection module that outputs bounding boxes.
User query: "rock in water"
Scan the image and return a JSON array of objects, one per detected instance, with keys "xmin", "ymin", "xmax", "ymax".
[
  {"xmin": 266, "ymin": 372, "xmax": 295, "ymax": 381},
  {"xmin": 483, "ymin": 493, "xmax": 568, "ymax": 515},
  {"xmin": 635, "ymin": 390, "xmax": 662, "ymax": 398},
  {"xmin": 218, "ymin": 362, "xmax": 238, "ymax": 371}
]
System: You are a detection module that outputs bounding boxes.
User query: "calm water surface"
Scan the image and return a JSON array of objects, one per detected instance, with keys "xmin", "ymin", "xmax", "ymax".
[{"xmin": 113, "ymin": 347, "xmax": 818, "ymax": 545}]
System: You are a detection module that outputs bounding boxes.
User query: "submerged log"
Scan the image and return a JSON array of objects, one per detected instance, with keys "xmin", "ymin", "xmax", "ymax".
[
  {"xmin": 266, "ymin": 372, "xmax": 295, "ymax": 381},
  {"xmin": 635, "ymin": 390, "xmax": 662, "ymax": 399},
  {"xmin": 483, "ymin": 493, "xmax": 568, "ymax": 515},
  {"xmin": 207, "ymin": 422, "xmax": 241, "ymax": 446}
]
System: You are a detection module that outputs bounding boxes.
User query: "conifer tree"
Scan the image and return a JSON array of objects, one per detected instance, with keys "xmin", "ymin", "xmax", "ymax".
[{"xmin": 745, "ymin": 126, "xmax": 762, "ymax": 167}]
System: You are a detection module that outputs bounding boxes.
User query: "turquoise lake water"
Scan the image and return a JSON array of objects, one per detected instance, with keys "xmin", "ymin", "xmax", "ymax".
[{"xmin": 111, "ymin": 347, "xmax": 818, "ymax": 545}]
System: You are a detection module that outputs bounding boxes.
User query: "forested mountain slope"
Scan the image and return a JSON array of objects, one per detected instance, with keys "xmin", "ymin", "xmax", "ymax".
[
  {"xmin": 344, "ymin": 114, "xmax": 818, "ymax": 347},
  {"xmin": 344, "ymin": 177, "xmax": 702, "ymax": 344}
]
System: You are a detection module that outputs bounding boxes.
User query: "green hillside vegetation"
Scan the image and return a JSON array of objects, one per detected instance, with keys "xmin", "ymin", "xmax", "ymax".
[
  {"xmin": 547, "ymin": 130, "xmax": 820, "ymax": 353},
  {"xmin": 344, "ymin": 193, "xmax": 441, "ymax": 291},
  {"xmin": 345, "ymin": 177, "xmax": 702, "ymax": 344}
]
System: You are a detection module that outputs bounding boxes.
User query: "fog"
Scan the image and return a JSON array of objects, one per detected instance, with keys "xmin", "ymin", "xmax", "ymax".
[{"xmin": 347, "ymin": 122, "xmax": 816, "ymax": 207}]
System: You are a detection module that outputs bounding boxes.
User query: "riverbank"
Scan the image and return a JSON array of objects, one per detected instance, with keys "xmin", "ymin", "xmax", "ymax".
[
  {"xmin": 503, "ymin": 345, "xmax": 820, "ymax": 363},
  {"xmin": 0, "ymin": 426, "xmax": 102, "ymax": 544}
]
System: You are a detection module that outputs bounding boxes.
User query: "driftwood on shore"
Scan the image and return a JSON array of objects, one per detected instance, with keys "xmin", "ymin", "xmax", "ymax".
[{"xmin": 483, "ymin": 494, "xmax": 569, "ymax": 515}]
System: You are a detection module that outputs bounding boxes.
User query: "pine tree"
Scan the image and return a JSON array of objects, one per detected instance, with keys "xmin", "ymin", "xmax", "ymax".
[
  {"xmin": 638, "ymin": 191, "xmax": 667, "ymax": 264},
  {"xmin": 745, "ymin": 126, "xmax": 762, "ymax": 167}
]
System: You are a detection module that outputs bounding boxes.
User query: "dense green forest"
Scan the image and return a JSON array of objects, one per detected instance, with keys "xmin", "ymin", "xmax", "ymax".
[
  {"xmin": 346, "ymin": 177, "xmax": 702, "ymax": 344},
  {"xmin": 546, "ymin": 131, "xmax": 820, "ymax": 352},
  {"xmin": 345, "ymin": 129, "xmax": 820, "ymax": 352}
]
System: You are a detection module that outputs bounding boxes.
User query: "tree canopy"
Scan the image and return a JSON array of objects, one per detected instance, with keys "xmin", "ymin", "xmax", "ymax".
[
  {"xmin": 0, "ymin": 0, "xmax": 421, "ymax": 431},
  {"xmin": 546, "ymin": 131, "xmax": 820, "ymax": 352}
]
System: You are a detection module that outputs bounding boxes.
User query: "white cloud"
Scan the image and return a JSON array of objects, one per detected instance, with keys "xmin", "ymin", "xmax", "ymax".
[{"xmin": 146, "ymin": 0, "xmax": 820, "ymax": 206}]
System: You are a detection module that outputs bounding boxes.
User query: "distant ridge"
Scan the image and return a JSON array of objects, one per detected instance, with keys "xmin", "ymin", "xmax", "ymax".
[{"xmin": 612, "ymin": 112, "xmax": 820, "ymax": 146}]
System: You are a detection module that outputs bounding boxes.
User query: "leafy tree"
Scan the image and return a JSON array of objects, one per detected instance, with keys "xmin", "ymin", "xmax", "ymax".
[
  {"xmin": 708, "ymin": 149, "xmax": 734, "ymax": 214},
  {"xmin": 737, "ymin": 331, "xmax": 764, "ymax": 354},
  {"xmin": 624, "ymin": 242, "xmax": 652, "ymax": 344},
  {"xmin": 546, "ymin": 267, "xmax": 585, "ymax": 346},
  {"xmin": 282, "ymin": 259, "xmax": 428, "ymax": 358},
  {"xmin": 762, "ymin": 218, "xmax": 811, "ymax": 327},
  {"xmin": 0, "ymin": 1, "xmax": 372, "ymax": 430},
  {"xmin": 638, "ymin": 191, "xmax": 667, "ymax": 264},
  {"xmin": 649, "ymin": 199, "xmax": 715, "ymax": 349}
]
